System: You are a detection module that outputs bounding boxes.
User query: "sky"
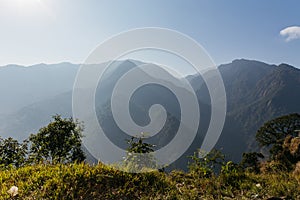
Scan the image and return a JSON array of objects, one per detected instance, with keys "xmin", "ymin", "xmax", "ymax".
[{"xmin": 0, "ymin": 0, "xmax": 300, "ymax": 67}]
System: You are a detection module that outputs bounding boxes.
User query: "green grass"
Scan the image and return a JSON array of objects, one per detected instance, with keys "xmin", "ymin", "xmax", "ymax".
[{"xmin": 0, "ymin": 163, "xmax": 299, "ymax": 200}]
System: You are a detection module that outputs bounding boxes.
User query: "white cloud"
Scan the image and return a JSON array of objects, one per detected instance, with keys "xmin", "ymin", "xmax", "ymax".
[{"xmin": 280, "ymin": 26, "xmax": 300, "ymax": 42}]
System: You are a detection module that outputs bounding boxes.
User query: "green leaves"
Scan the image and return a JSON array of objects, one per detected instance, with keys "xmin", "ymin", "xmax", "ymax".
[
  {"xmin": 241, "ymin": 152, "xmax": 264, "ymax": 173},
  {"xmin": 188, "ymin": 149, "xmax": 225, "ymax": 178},
  {"xmin": 256, "ymin": 113, "xmax": 300, "ymax": 147},
  {"xmin": 126, "ymin": 136, "xmax": 155, "ymax": 154},
  {"xmin": 0, "ymin": 115, "xmax": 86, "ymax": 169},
  {"xmin": 122, "ymin": 135, "xmax": 157, "ymax": 172},
  {"xmin": 0, "ymin": 137, "xmax": 27, "ymax": 168},
  {"xmin": 255, "ymin": 113, "xmax": 300, "ymax": 168},
  {"xmin": 28, "ymin": 115, "xmax": 85, "ymax": 164}
]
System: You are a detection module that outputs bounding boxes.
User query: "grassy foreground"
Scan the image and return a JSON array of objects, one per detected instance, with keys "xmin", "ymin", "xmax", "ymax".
[{"xmin": 0, "ymin": 163, "xmax": 299, "ymax": 200}]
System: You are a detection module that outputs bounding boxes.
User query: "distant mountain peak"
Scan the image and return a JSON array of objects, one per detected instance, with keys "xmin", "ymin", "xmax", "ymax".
[
  {"xmin": 277, "ymin": 63, "xmax": 298, "ymax": 71},
  {"xmin": 1, "ymin": 64, "xmax": 25, "ymax": 69},
  {"xmin": 231, "ymin": 58, "xmax": 273, "ymax": 67}
]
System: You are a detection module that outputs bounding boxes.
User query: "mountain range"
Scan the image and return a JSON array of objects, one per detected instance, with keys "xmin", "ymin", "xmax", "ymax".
[{"xmin": 0, "ymin": 59, "xmax": 299, "ymax": 170}]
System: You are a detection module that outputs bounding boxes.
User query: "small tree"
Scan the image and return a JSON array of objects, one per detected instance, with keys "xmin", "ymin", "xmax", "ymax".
[
  {"xmin": 0, "ymin": 137, "xmax": 28, "ymax": 168},
  {"xmin": 256, "ymin": 113, "xmax": 300, "ymax": 159},
  {"xmin": 126, "ymin": 136, "xmax": 155, "ymax": 154},
  {"xmin": 123, "ymin": 133, "xmax": 156, "ymax": 172},
  {"xmin": 28, "ymin": 115, "xmax": 85, "ymax": 164}
]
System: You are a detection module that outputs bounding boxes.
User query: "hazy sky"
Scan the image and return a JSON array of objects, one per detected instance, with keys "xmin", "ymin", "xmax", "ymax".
[{"xmin": 0, "ymin": 0, "xmax": 300, "ymax": 67}]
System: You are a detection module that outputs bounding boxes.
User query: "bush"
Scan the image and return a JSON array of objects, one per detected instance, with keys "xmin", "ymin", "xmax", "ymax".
[
  {"xmin": 188, "ymin": 149, "xmax": 225, "ymax": 178},
  {"xmin": 122, "ymin": 135, "xmax": 157, "ymax": 173},
  {"xmin": 220, "ymin": 161, "xmax": 246, "ymax": 188},
  {"xmin": 241, "ymin": 152, "xmax": 264, "ymax": 173}
]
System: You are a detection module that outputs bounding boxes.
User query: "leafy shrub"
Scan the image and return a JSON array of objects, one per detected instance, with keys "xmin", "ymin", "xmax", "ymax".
[
  {"xmin": 240, "ymin": 152, "xmax": 264, "ymax": 173},
  {"xmin": 0, "ymin": 137, "xmax": 27, "ymax": 168},
  {"xmin": 220, "ymin": 161, "xmax": 246, "ymax": 188},
  {"xmin": 188, "ymin": 149, "xmax": 225, "ymax": 178},
  {"xmin": 260, "ymin": 160, "xmax": 288, "ymax": 174},
  {"xmin": 122, "ymin": 135, "xmax": 158, "ymax": 173}
]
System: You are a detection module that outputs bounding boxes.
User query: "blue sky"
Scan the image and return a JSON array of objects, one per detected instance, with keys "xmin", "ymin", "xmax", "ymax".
[{"xmin": 0, "ymin": 0, "xmax": 300, "ymax": 67}]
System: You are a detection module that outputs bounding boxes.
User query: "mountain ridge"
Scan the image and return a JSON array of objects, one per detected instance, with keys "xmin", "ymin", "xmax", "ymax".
[{"xmin": 0, "ymin": 58, "xmax": 299, "ymax": 169}]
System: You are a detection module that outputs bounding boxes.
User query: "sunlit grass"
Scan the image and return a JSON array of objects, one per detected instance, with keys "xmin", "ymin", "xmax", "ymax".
[{"xmin": 0, "ymin": 163, "xmax": 299, "ymax": 199}]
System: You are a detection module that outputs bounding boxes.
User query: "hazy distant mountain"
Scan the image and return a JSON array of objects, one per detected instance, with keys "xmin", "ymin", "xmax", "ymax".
[
  {"xmin": 0, "ymin": 59, "xmax": 299, "ymax": 169},
  {"xmin": 0, "ymin": 62, "xmax": 79, "ymax": 114}
]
